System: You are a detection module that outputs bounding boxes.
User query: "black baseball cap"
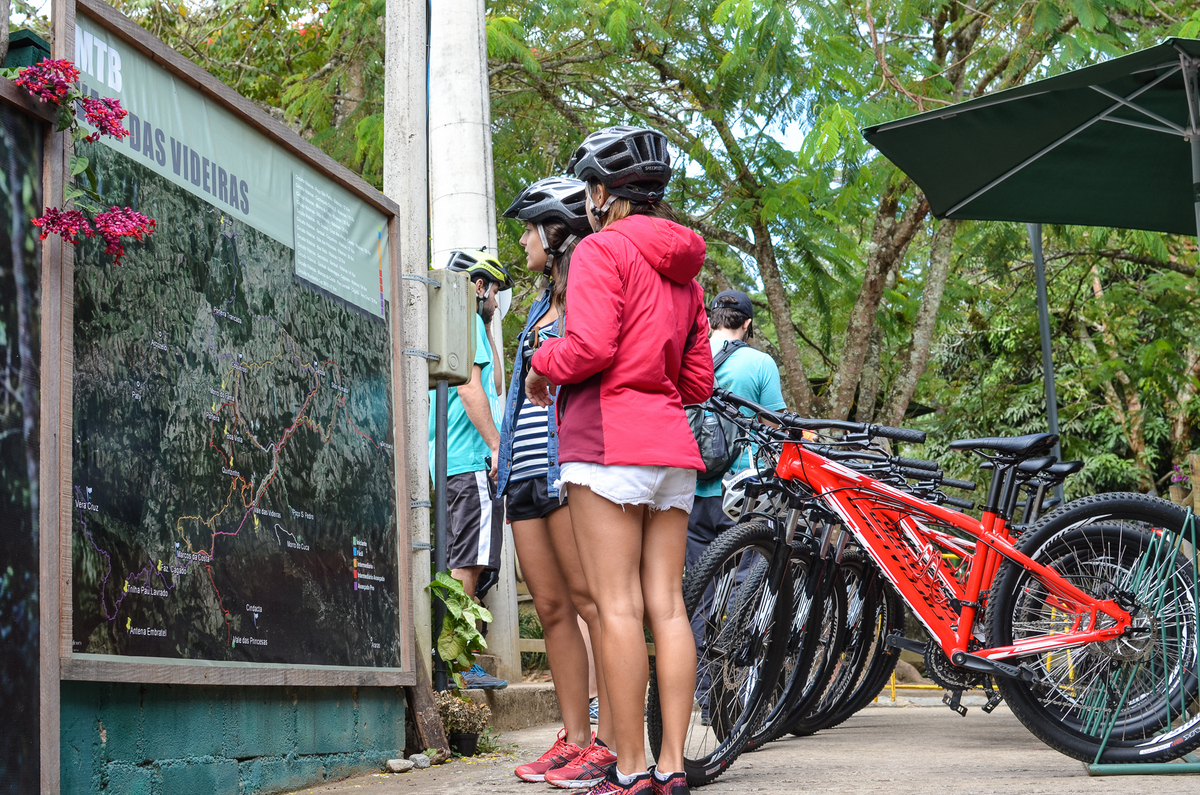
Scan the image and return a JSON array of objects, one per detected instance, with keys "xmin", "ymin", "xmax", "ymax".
[{"xmin": 712, "ymin": 289, "xmax": 753, "ymax": 318}]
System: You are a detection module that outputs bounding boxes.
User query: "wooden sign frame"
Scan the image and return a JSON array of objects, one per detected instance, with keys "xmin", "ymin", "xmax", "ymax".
[{"xmin": 34, "ymin": 5, "xmax": 417, "ymax": 790}]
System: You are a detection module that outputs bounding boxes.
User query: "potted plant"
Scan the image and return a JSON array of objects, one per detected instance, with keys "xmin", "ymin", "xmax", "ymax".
[
  {"xmin": 426, "ymin": 571, "xmax": 494, "ymax": 688},
  {"xmin": 435, "ymin": 690, "xmax": 491, "ymax": 756}
]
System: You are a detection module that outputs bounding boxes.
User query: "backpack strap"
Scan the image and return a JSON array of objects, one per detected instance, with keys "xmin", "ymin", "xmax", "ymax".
[{"xmin": 711, "ymin": 339, "xmax": 749, "ymax": 378}]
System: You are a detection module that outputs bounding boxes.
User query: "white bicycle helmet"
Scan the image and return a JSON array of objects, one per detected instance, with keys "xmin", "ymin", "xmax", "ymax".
[{"xmin": 722, "ymin": 469, "xmax": 786, "ymax": 521}]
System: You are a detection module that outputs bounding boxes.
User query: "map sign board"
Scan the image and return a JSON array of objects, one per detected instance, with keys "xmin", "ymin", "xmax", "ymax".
[{"xmin": 66, "ymin": 7, "xmax": 405, "ymax": 677}]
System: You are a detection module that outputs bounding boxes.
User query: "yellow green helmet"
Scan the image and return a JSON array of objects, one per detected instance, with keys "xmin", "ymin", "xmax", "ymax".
[{"xmin": 445, "ymin": 249, "xmax": 513, "ymax": 290}]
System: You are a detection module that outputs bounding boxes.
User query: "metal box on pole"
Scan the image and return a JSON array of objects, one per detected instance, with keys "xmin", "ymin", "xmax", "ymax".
[{"xmin": 425, "ymin": 268, "xmax": 474, "ymax": 387}]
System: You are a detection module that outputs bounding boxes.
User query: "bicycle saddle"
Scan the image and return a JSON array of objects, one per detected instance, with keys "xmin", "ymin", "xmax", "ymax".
[
  {"xmin": 948, "ymin": 432, "xmax": 1058, "ymax": 458},
  {"xmin": 1046, "ymin": 460, "xmax": 1084, "ymax": 477},
  {"xmin": 1017, "ymin": 455, "xmax": 1057, "ymax": 475}
]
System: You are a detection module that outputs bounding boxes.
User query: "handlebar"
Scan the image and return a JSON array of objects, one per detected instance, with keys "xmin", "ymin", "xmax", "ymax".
[
  {"xmin": 712, "ymin": 389, "xmax": 928, "ymax": 445},
  {"xmin": 941, "ymin": 496, "xmax": 976, "ymax": 511},
  {"xmin": 941, "ymin": 477, "xmax": 978, "ymax": 492}
]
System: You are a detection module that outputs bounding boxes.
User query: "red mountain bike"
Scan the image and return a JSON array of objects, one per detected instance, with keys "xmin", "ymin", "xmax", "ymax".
[{"xmin": 658, "ymin": 389, "xmax": 1200, "ymax": 777}]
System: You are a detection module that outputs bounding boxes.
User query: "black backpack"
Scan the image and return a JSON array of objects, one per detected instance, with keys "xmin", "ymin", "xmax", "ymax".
[{"xmin": 687, "ymin": 340, "xmax": 748, "ymax": 483}]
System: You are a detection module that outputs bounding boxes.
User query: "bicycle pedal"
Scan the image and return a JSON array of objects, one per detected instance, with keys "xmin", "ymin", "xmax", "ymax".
[
  {"xmin": 981, "ymin": 693, "xmax": 1004, "ymax": 714},
  {"xmin": 942, "ymin": 689, "xmax": 968, "ymax": 716}
]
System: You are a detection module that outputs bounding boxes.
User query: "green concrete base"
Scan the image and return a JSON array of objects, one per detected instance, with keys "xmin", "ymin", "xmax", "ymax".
[
  {"xmin": 1086, "ymin": 763, "xmax": 1200, "ymax": 776},
  {"xmin": 61, "ymin": 682, "xmax": 406, "ymax": 795}
]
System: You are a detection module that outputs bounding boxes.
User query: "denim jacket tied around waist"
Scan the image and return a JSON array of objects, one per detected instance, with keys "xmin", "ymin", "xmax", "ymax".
[{"xmin": 496, "ymin": 286, "xmax": 561, "ymax": 498}]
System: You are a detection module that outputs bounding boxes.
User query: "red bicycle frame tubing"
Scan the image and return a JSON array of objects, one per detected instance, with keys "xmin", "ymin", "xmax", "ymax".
[{"xmin": 775, "ymin": 442, "xmax": 1132, "ymax": 660}]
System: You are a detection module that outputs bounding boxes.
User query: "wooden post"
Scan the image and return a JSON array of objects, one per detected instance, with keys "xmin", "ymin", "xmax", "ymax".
[{"xmin": 403, "ymin": 652, "xmax": 450, "ymax": 757}]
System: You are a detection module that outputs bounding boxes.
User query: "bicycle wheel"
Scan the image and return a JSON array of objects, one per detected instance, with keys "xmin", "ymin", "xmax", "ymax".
[
  {"xmin": 793, "ymin": 554, "xmax": 904, "ymax": 734},
  {"xmin": 990, "ymin": 492, "xmax": 1200, "ymax": 764},
  {"xmin": 647, "ymin": 518, "xmax": 794, "ymax": 786},
  {"xmin": 747, "ymin": 558, "xmax": 847, "ymax": 749}
]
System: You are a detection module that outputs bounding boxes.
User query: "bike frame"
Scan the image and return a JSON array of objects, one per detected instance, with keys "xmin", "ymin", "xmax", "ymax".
[{"xmin": 775, "ymin": 442, "xmax": 1134, "ymax": 662}]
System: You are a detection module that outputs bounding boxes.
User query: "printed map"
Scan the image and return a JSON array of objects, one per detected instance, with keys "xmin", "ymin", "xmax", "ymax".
[{"xmin": 71, "ymin": 144, "xmax": 399, "ymax": 667}]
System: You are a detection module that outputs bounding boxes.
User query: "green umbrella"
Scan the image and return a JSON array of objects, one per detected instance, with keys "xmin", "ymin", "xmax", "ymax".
[
  {"xmin": 863, "ymin": 40, "xmax": 1200, "ymax": 497},
  {"xmin": 864, "ymin": 38, "xmax": 1200, "ymax": 241}
]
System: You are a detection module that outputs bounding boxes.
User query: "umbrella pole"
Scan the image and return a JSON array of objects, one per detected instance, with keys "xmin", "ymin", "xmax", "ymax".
[
  {"xmin": 1188, "ymin": 56, "xmax": 1200, "ymax": 268},
  {"xmin": 1028, "ymin": 222, "xmax": 1065, "ymax": 502}
]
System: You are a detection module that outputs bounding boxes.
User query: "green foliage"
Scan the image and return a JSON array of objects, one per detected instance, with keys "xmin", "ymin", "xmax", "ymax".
[
  {"xmin": 518, "ymin": 605, "xmax": 547, "ymax": 671},
  {"xmin": 426, "ymin": 572, "xmax": 494, "ymax": 689},
  {"xmin": 122, "ymin": 0, "xmax": 1200, "ymax": 496}
]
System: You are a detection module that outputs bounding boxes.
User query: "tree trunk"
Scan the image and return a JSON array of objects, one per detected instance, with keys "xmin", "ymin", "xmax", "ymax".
[
  {"xmin": 824, "ymin": 188, "xmax": 929, "ymax": 420},
  {"xmin": 854, "ymin": 325, "xmax": 884, "ymax": 423},
  {"xmin": 753, "ymin": 222, "xmax": 817, "ymax": 416},
  {"xmin": 1169, "ymin": 345, "xmax": 1199, "ymax": 468},
  {"xmin": 0, "ymin": 3, "xmax": 9, "ymax": 67},
  {"xmin": 879, "ymin": 218, "xmax": 959, "ymax": 427}
]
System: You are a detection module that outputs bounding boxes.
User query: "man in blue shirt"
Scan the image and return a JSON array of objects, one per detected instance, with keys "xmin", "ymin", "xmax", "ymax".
[
  {"xmin": 428, "ymin": 251, "xmax": 512, "ymax": 602},
  {"xmin": 687, "ymin": 290, "xmax": 786, "ymax": 569}
]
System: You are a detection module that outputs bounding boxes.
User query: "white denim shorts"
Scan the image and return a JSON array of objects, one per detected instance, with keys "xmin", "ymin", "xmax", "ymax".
[{"xmin": 557, "ymin": 462, "xmax": 697, "ymax": 513}]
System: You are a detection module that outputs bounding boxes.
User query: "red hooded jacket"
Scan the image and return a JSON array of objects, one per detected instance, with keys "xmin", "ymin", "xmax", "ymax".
[{"xmin": 531, "ymin": 214, "xmax": 713, "ymax": 470}]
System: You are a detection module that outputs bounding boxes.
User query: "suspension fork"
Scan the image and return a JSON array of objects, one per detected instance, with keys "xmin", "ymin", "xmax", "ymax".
[{"xmin": 736, "ymin": 508, "xmax": 801, "ymax": 665}]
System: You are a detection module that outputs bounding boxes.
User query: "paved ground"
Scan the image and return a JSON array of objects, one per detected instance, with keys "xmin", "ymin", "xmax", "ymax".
[{"xmin": 298, "ymin": 696, "xmax": 1200, "ymax": 795}]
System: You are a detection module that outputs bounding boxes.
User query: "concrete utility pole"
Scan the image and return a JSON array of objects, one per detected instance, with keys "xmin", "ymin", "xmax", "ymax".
[
  {"xmin": 428, "ymin": 0, "xmax": 521, "ymax": 683},
  {"xmin": 383, "ymin": 0, "xmax": 433, "ymax": 677}
]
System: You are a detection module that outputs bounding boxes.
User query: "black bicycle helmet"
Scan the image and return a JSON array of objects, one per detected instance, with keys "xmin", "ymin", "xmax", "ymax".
[
  {"xmin": 445, "ymin": 249, "xmax": 513, "ymax": 290},
  {"xmin": 502, "ymin": 176, "xmax": 592, "ymax": 237},
  {"xmin": 567, "ymin": 125, "xmax": 672, "ymax": 203}
]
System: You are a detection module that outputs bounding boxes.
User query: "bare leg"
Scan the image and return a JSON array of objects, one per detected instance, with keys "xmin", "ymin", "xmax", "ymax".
[
  {"xmin": 639, "ymin": 506, "xmax": 694, "ymax": 774},
  {"xmin": 545, "ymin": 504, "xmax": 612, "ymax": 745},
  {"xmin": 511, "ymin": 515, "xmax": 592, "ymax": 747},
  {"xmin": 579, "ymin": 616, "xmax": 598, "ymax": 699},
  {"xmin": 450, "ymin": 565, "xmax": 484, "ymax": 603},
  {"xmin": 569, "ymin": 486, "xmax": 650, "ymax": 775}
]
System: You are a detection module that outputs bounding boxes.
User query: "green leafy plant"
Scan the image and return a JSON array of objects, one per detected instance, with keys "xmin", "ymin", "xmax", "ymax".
[
  {"xmin": 426, "ymin": 571, "xmax": 493, "ymax": 689},
  {"xmin": 476, "ymin": 726, "xmax": 509, "ymax": 755},
  {"xmin": 434, "ymin": 689, "xmax": 491, "ymax": 735}
]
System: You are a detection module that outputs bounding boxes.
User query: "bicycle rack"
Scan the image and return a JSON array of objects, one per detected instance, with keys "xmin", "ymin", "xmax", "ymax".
[{"xmin": 1086, "ymin": 509, "xmax": 1200, "ymax": 776}]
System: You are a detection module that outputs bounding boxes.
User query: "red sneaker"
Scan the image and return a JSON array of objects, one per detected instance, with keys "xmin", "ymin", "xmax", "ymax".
[
  {"xmin": 583, "ymin": 767, "xmax": 654, "ymax": 794},
  {"xmin": 513, "ymin": 728, "xmax": 585, "ymax": 782},
  {"xmin": 545, "ymin": 739, "xmax": 618, "ymax": 789},
  {"xmin": 651, "ymin": 768, "xmax": 690, "ymax": 795}
]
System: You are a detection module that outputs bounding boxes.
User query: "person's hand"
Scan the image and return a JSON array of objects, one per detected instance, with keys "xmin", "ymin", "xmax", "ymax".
[
  {"xmin": 488, "ymin": 443, "xmax": 499, "ymax": 481},
  {"xmin": 525, "ymin": 370, "xmax": 557, "ymax": 407}
]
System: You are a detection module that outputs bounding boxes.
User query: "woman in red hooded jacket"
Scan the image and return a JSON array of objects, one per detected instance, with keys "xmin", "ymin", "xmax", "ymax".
[{"xmin": 527, "ymin": 126, "xmax": 712, "ymax": 795}]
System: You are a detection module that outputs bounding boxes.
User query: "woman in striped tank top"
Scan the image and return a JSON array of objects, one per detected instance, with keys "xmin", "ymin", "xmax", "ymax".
[{"xmin": 497, "ymin": 178, "xmax": 613, "ymax": 786}]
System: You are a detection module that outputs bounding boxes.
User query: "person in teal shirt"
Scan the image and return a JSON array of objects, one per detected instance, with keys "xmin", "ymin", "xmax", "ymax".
[
  {"xmin": 687, "ymin": 290, "xmax": 786, "ymax": 569},
  {"xmin": 427, "ymin": 250, "xmax": 511, "ymax": 609}
]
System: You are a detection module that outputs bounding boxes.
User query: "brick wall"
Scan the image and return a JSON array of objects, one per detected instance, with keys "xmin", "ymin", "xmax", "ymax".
[{"xmin": 60, "ymin": 682, "xmax": 406, "ymax": 794}]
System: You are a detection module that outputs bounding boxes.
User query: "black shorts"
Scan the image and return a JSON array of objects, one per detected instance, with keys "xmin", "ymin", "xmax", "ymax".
[
  {"xmin": 445, "ymin": 471, "xmax": 503, "ymax": 571},
  {"xmin": 505, "ymin": 477, "xmax": 567, "ymax": 522}
]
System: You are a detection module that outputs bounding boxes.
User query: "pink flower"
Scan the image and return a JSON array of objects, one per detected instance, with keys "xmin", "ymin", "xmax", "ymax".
[
  {"xmin": 14, "ymin": 59, "xmax": 80, "ymax": 104},
  {"xmin": 80, "ymin": 96, "xmax": 130, "ymax": 141},
  {"xmin": 92, "ymin": 207, "xmax": 157, "ymax": 264},
  {"xmin": 31, "ymin": 207, "xmax": 93, "ymax": 243}
]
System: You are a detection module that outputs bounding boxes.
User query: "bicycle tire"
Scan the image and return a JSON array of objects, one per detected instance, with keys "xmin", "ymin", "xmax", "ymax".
[
  {"xmin": 748, "ymin": 560, "xmax": 847, "ymax": 748},
  {"xmin": 990, "ymin": 492, "xmax": 1200, "ymax": 764},
  {"xmin": 794, "ymin": 563, "xmax": 904, "ymax": 735},
  {"xmin": 647, "ymin": 518, "xmax": 794, "ymax": 786},
  {"xmin": 789, "ymin": 551, "xmax": 883, "ymax": 735}
]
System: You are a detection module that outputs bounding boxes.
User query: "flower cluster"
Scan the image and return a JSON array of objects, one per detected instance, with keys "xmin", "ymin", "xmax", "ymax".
[
  {"xmin": 80, "ymin": 97, "xmax": 130, "ymax": 142},
  {"xmin": 31, "ymin": 207, "xmax": 92, "ymax": 244},
  {"xmin": 15, "ymin": 59, "xmax": 153, "ymax": 265},
  {"xmin": 13, "ymin": 59, "xmax": 80, "ymax": 104},
  {"xmin": 92, "ymin": 207, "xmax": 157, "ymax": 264}
]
